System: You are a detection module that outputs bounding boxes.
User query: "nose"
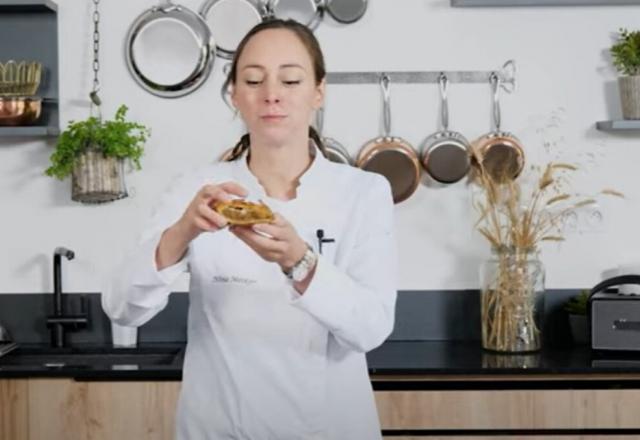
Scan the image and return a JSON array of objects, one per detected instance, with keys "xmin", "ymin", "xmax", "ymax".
[{"xmin": 263, "ymin": 80, "xmax": 281, "ymax": 104}]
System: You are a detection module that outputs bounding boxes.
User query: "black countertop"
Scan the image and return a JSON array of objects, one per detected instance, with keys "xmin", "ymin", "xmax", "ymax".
[{"xmin": 2, "ymin": 341, "xmax": 640, "ymax": 382}]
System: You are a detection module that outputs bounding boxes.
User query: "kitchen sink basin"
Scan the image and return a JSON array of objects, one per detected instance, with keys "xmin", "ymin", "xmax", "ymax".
[{"xmin": 0, "ymin": 345, "xmax": 183, "ymax": 368}]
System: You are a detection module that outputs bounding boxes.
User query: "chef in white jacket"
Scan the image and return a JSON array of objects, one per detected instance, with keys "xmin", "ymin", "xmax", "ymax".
[{"xmin": 102, "ymin": 19, "xmax": 397, "ymax": 440}]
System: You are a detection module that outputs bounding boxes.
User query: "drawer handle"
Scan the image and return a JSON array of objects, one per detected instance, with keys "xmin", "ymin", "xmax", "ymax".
[{"xmin": 613, "ymin": 319, "xmax": 640, "ymax": 331}]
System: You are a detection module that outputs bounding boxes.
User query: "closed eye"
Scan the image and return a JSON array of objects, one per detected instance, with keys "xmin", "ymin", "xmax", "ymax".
[
  {"xmin": 245, "ymin": 80, "xmax": 262, "ymax": 86},
  {"xmin": 283, "ymin": 80, "xmax": 301, "ymax": 86}
]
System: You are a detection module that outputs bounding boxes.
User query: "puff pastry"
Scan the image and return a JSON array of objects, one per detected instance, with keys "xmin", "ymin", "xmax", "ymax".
[{"xmin": 212, "ymin": 199, "xmax": 275, "ymax": 225}]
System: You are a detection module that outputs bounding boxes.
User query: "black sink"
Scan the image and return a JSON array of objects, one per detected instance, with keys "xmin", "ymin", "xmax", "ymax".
[{"xmin": 0, "ymin": 345, "xmax": 183, "ymax": 368}]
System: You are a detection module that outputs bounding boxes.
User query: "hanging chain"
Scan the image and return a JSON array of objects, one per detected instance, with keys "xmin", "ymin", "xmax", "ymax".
[{"xmin": 89, "ymin": 0, "xmax": 102, "ymax": 114}]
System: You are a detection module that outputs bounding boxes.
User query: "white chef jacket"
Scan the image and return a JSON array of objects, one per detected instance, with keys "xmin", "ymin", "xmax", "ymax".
[{"xmin": 102, "ymin": 145, "xmax": 398, "ymax": 440}]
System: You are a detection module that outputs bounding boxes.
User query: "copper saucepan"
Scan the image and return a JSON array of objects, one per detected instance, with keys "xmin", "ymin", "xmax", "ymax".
[
  {"xmin": 473, "ymin": 73, "xmax": 524, "ymax": 184},
  {"xmin": 0, "ymin": 96, "xmax": 42, "ymax": 126},
  {"xmin": 356, "ymin": 74, "xmax": 421, "ymax": 204},
  {"xmin": 420, "ymin": 73, "xmax": 471, "ymax": 185}
]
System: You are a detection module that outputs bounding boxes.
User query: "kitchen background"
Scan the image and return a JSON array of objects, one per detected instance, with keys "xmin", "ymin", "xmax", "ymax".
[{"xmin": 1, "ymin": 0, "xmax": 638, "ymax": 295}]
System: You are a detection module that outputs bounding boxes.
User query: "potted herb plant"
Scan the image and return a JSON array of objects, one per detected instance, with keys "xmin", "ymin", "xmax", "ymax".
[
  {"xmin": 610, "ymin": 28, "xmax": 640, "ymax": 119},
  {"xmin": 564, "ymin": 290, "xmax": 590, "ymax": 345},
  {"xmin": 45, "ymin": 105, "xmax": 150, "ymax": 203}
]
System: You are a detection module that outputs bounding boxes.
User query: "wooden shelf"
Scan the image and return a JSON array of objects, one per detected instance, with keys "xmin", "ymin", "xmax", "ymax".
[
  {"xmin": 452, "ymin": 0, "xmax": 640, "ymax": 6},
  {"xmin": 0, "ymin": 0, "xmax": 57, "ymax": 12},
  {"xmin": 0, "ymin": 1, "xmax": 59, "ymax": 140},
  {"xmin": 596, "ymin": 120, "xmax": 640, "ymax": 131}
]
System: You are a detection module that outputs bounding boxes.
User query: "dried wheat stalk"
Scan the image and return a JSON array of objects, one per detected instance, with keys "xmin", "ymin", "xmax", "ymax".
[{"xmin": 472, "ymin": 153, "xmax": 622, "ymax": 352}]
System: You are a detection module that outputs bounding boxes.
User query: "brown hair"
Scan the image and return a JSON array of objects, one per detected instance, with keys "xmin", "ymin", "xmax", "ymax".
[{"xmin": 222, "ymin": 19, "xmax": 328, "ymax": 161}]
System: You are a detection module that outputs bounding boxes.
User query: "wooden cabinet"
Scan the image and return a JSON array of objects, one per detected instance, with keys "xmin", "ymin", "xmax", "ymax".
[
  {"xmin": 2, "ymin": 377, "xmax": 640, "ymax": 439},
  {"xmin": 384, "ymin": 438, "xmax": 636, "ymax": 440},
  {"xmin": 0, "ymin": 379, "xmax": 181, "ymax": 440},
  {"xmin": 0, "ymin": 380, "xmax": 28, "ymax": 440},
  {"xmin": 375, "ymin": 389, "xmax": 640, "ymax": 430}
]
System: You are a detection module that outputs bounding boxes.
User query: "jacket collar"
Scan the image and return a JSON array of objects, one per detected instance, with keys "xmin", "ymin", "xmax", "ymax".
[{"xmin": 231, "ymin": 141, "xmax": 328, "ymax": 200}]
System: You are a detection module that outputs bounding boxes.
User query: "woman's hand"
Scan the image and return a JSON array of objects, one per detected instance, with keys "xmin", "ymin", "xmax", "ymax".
[
  {"xmin": 156, "ymin": 182, "xmax": 247, "ymax": 270},
  {"xmin": 176, "ymin": 182, "xmax": 248, "ymax": 241},
  {"xmin": 230, "ymin": 213, "xmax": 308, "ymax": 272}
]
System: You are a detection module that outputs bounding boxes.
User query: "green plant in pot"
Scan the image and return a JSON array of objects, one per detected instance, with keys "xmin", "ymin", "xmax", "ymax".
[
  {"xmin": 610, "ymin": 28, "xmax": 640, "ymax": 120},
  {"xmin": 45, "ymin": 105, "xmax": 150, "ymax": 204},
  {"xmin": 564, "ymin": 290, "xmax": 589, "ymax": 345}
]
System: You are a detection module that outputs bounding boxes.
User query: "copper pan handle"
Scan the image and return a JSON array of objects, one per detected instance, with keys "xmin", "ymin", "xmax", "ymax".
[
  {"xmin": 490, "ymin": 72, "xmax": 501, "ymax": 132},
  {"xmin": 380, "ymin": 74, "xmax": 391, "ymax": 137}
]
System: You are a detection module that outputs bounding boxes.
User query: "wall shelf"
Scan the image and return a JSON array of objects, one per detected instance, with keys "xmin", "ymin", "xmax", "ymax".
[
  {"xmin": 0, "ymin": 0, "xmax": 57, "ymax": 12},
  {"xmin": 0, "ymin": 0, "xmax": 59, "ymax": 138},
  {"xmin": 596, "ymin": 120, "xmax": 640, "ymax": 131},
  {"xmin": 0, "ymin": 126, "xmax": 60, "ymax": 137},
  {"xmin": 452, "ymin": 0, "xmax": 640, "ymax": 6}
]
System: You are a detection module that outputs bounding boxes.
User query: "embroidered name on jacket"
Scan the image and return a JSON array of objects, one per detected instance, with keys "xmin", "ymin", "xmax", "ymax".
[{"xmin": 212, "ymin": 275, "xmax": 256, "ymax": 284}]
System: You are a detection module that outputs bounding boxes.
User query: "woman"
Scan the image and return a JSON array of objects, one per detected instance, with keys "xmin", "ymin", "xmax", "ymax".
[{"xmin": 103, "ymin": 19, "xmax": 397, "ymax": 440}]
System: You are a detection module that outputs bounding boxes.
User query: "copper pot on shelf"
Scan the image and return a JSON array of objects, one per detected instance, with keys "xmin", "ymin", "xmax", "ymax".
[{"xmin": 0, "ymin": 96, "xmax": 42, "ymax": 126}]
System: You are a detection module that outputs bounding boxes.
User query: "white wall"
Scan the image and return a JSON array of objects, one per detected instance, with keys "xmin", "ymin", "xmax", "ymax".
[{"xmin": 1, "ymin": 0, "xmax": 639, "ymax": 294}]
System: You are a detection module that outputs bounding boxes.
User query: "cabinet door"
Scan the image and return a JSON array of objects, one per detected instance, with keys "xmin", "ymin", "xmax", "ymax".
[
  {"xmin": 27, "ymin": 379, "xmax": 181, "ymax": 440},
  {"xmin": 0, "ymin": 379, "xmax": 28, "ymax": 440},
  {"xmin": 375, "ymin": 390, "xmax": 640, "ymax": 430}
]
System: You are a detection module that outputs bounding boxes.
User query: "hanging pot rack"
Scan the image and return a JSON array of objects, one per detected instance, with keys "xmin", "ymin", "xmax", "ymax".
[{"xmin": 326, "ymin": 59, "xmax": 516, "ymax": 93}]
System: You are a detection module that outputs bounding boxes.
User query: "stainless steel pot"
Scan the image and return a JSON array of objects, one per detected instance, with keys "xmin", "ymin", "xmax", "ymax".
[
  {"xmin": 199, "ymin": 0, "xmax": 263, "ymax": 60},
  {"xmin": 315, "ymin": 106, "xmax": 352, "ymax": 165},
  {"xmin": 325, "ymin": 0, "xmax": 367, "ymax": 24},
  {"xmin": 420, "ymin": 74, "xmax": 471, "ymax": 184},
  {"xmin": 473, "ymin": 73, "xmax": 524, "ymax": 183},
  {"xmin": 357, "ymin": 75, "xmax": 421, "ymax": 204},
  {"xmin": 264, "ymin": 0, "xmax": 324, "ymax": 30},
  {"xmin": 125, "ymin": 0, "xmax": 216, "ymax": 98}
]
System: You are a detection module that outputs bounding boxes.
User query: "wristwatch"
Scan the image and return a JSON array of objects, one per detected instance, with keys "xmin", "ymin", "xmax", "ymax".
[{"xmin": 283, "ymin": 244, "xmax": 317, "ymax": 282}]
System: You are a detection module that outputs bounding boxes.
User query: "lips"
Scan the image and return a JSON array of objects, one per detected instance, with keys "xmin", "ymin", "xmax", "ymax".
[
  {"xmin": 261, "ymin": 115, "xmax": 286, "ymax": 121},
  {"xmin": 260, "ymin": 114, "xmax": 287, "ymax": 121}
]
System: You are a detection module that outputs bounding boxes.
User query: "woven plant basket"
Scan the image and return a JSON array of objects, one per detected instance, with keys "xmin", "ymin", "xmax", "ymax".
[
  {"xmin": 619, "ymin": 76, "xmax": 640, "ymax": 120},
  {"xmin": 71, "ymin": 148, "xmax": 127, "ymax": 204}
]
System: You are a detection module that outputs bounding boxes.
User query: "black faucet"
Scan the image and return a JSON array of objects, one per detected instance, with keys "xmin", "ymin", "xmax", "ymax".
[{"xmin": 46, "ymin": 247, "xmax": 88, "ymax": 348}]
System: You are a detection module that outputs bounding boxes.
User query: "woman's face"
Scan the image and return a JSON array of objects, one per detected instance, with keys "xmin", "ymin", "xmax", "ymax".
[{"xmin": 231, "ymin": 28, "xmax": 325, "ymax": 145}]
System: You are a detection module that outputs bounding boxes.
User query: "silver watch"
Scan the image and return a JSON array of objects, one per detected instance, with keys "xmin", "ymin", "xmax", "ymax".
[{"xmin": 284, "ymin": 244, "xmax": 317, "ymax": 282}]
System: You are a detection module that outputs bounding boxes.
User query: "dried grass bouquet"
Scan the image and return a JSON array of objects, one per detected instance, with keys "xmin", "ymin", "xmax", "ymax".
[{"xmin": 471, "ymin": 156, "xmax": 622, "ymax": 352}]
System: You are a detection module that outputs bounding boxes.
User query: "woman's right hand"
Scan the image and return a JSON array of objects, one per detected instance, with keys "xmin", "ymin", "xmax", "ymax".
[
  {"xmin": 156, "ymin": 182, "xmax": 248, "ymax": 270},
  {"xmin": 176, "ymin": 181, "xmax": 248, "ymax": 242}
]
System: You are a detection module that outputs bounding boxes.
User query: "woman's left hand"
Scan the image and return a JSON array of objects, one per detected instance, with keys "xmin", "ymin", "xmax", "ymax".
[{"xmin": 230, "ymin": 213, "xmax": 308, "ymax": 272}]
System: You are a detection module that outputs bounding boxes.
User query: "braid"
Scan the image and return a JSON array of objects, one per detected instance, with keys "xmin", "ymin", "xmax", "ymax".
[
  {"xmin": 226, "ymin": 134, "xmax": 250, "ymax": 161},
  {"xmin": 226, "ymin": 130, "xmax": 328, "ymax": 162},
  {"xmin": 308, "ymin": 126, "xmax": 328, "ymax": 159}
]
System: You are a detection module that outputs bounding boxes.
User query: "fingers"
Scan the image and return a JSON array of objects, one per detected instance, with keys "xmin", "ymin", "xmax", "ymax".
[
  {"xmin": 218, "ymin": 181, "xmax": 249, "ymax": 198},
  {"xmin": 231, "ymin": 226, "xmax": 284, "ymax": 255},
  {"xmin": 250, "ymin": 213, "xmax": 287, "ymax": 239},
  {"xmin": 200, "ymin": 181, "xmax": 248, "ymax": 204},
  {"xmin": 196, "ymin": 203, "xmax": 229, "ymax": 230}
]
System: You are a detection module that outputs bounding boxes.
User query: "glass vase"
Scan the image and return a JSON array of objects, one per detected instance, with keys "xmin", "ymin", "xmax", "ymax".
[{"xmin": 480, "ymin": 247, "xmax": 545, "ymax": 353}]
